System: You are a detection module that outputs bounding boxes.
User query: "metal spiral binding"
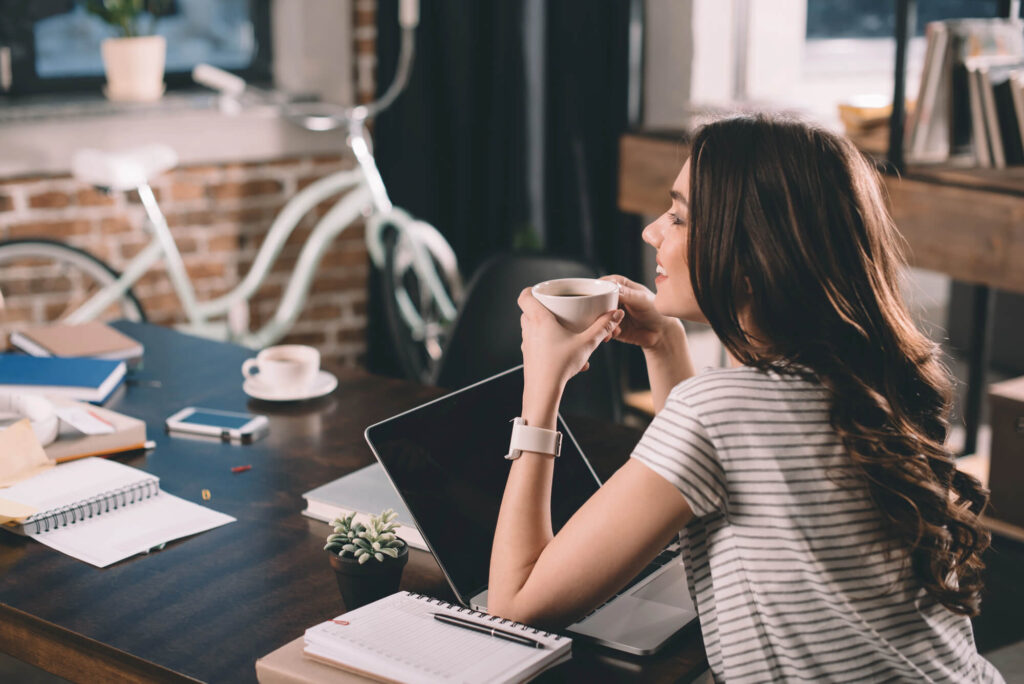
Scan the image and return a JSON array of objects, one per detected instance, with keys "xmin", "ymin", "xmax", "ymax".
[
  {"xmin": 27, "ymin": 478, "xmax": 159, "ymax": 534},
  {"xmin": 410, "ymin": 590, "xmax": 559, "ymax": 639}
]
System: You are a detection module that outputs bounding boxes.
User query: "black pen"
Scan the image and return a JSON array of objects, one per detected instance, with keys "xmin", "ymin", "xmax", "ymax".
[{"xmin": 432, "ymin": 613, "xmax": 545, "ymax": 649}]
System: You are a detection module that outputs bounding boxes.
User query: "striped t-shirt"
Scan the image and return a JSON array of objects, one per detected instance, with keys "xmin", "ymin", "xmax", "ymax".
[{"xmin": 631, "ymin": 366, "xmax": 1003, "ymax": 683}]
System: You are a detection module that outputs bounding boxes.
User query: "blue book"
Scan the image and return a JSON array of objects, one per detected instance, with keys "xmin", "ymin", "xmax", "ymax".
[{"xmin": 0, "ymin": 354, "xmax": 126, "ymax": 404}]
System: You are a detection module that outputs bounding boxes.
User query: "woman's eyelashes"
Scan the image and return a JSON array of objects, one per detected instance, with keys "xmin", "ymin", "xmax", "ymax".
[{"xmin": 667, "ymin": 212, "xmax": 687, "ymax": 226}]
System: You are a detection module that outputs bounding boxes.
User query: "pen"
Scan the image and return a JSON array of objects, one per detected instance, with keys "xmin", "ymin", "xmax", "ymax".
[{"xmin": 432, "ymin": 613, "xmax": 545, "ymax": 649}]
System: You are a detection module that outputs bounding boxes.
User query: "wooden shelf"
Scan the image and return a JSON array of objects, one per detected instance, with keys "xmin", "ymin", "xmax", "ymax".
[
  {"xmin": 903, "ymin": 164, "xmax": 1024, "ymax": 197},
  {"xmin": 619, "ymin": 130, "xmax": 1024, "ymax": 295}
]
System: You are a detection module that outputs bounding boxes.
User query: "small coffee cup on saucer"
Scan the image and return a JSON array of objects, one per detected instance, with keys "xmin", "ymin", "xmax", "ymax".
[
  {"xmin": 241, "ymin": 345, "xmax": 337, "ymax": 402},
  {"xmin": 531, "ymin": 278, "xmax": 620, "ymax": 332}
]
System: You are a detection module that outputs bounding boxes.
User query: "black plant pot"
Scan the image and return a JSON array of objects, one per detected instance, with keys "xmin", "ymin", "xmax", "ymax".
[{"xmin": 327, "ymin": 541, "xmax": 409, "ymax": 610}]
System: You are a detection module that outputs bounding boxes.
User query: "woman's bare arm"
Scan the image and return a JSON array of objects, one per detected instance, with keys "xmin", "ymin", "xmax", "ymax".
[{"xmin": 488, "ymin": 453, "xmax": 693, "ymax": 627}]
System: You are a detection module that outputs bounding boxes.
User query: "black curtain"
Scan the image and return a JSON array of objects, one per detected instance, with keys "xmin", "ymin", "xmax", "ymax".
[{"xmin": 369, "ymin": 0, "xmax": 637, "ymax": 378}]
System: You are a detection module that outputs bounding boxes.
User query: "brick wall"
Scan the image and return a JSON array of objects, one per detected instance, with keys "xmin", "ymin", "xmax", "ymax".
[
  {"xmin": 353, "ymin": 0, "xmax": 378, "ymax": 105},
  {"xmin": 0, "ymin": 154, "xmax": 370, "ymax": 367}
]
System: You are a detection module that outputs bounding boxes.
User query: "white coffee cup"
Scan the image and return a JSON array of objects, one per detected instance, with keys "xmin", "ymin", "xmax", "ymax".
[
  {"xmin": 242, "ymin": 345, "xmax": 320, "ymax": 392},
  {"xmin": 531, "ymin": 278, "xmax": 620, "ymax": 333}
]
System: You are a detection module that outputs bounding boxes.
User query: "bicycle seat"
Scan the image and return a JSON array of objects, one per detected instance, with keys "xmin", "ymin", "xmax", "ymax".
[{"xmin": 72, "ymin": 144, "xmax": 178, "ymax": 191}]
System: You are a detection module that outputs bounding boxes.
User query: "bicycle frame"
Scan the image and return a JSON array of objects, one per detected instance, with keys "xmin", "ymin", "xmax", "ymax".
[{"xmin": 67, "ymin": 116, "xmax": 458, "ymax": 350}]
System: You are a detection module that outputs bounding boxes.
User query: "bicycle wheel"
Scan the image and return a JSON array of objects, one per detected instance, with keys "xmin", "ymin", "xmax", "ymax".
[{"xmin": 0, "ymin": 239, "xmax": 146, "ymax": 333}]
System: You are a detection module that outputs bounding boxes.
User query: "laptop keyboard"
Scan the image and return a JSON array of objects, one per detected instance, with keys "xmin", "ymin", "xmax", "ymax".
[{"xmin": 579, "ymin": 547, "xmax": 681, "ymax": 620}]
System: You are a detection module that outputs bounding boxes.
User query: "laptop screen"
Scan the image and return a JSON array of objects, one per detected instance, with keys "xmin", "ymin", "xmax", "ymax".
[{"xmin": 364, "ymin": 366, "xmax": 602, "ymax": 604}]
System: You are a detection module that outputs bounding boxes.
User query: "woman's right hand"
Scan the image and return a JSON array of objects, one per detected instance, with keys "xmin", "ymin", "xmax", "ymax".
[{"xmin": 600, "ymin": 275, "xmax": 682, "ymax": 351}]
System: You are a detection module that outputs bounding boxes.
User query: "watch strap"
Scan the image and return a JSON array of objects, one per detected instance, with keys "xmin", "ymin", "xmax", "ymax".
[{"xmin": 505, "ymin": 417, "xmax": 562, "ymax": 460}]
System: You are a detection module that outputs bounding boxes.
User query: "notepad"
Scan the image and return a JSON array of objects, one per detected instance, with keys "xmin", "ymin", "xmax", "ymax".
[
  {"xmin": 0, "ymin": 457, "xmax": 235, "ymax": 567},
  {"xmin": 303, "ymin": 591, "xmax": 571, "ymax": 684}
]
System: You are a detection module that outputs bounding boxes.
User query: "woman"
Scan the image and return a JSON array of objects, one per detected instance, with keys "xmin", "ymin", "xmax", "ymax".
[{"xmin": 488, "ymin": 114, "xmax": 1003, "ymax": 682}]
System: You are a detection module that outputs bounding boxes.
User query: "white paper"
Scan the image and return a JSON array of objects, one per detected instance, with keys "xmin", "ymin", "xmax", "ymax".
[
  {"xmin": 55, "ymin": 406, "xmax": 116, "ymax": 435},
  {"xmin": 2, "ymin": 457, "xmax": 235, "ymax": 567},
  {"xmin": 29, "ymin": 491, "xmax": 235, "ymax": 568}
]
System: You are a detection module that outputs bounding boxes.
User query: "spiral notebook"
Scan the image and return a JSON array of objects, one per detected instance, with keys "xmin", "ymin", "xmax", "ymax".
[
  {"xmin": 0, "ymin": 457, "xmax": 235, "ymax": 567},
  {"xmin": 303, "ymin": 591, "xmax": 571, "ymax": 684}
]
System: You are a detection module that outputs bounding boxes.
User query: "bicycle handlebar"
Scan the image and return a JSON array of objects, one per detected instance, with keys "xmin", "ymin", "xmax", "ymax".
[
  {"xmin": 192, "ymin": 0, "xmax": 418, "ymax": 127},
  {"xmin": 399, "ymin": 0, "xmax": 420, "ymax": 28},
  {"xmin": 192, "ymin": 64, "xmax": 246, "ymax": 97}
]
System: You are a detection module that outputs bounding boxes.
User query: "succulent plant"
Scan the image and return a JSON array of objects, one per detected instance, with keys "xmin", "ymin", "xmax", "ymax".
[{"xmin": 324, "ymin": 509, "xmax": 406, "ymax": 565}]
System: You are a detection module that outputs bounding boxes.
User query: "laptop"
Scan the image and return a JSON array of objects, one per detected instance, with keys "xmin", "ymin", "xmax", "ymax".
[{"xmin": 364, "ymin": 366, "xmax": 698, "ymax": 655}]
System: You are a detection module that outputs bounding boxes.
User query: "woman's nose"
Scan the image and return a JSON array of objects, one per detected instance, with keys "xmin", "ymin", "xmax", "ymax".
[{"xmin": 642, "ymin": 220, "xmax": 660, "ymax": 247}]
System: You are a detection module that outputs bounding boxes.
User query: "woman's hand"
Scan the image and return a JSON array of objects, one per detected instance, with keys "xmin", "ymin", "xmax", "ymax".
[
  {"xmin": 518, "ymin": 288, "xmax": 623, "ymax": 415},
  {"xmin": 600, "ymin": 275, "xmax": 680, "ymax": 350}
]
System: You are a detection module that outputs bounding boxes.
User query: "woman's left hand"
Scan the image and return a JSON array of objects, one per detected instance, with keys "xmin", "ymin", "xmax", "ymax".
[{"xmin": 518, "ymin": 288, "xmax": 624, "ymax": 410}]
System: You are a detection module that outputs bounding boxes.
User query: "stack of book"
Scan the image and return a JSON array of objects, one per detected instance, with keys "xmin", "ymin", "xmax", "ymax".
[{"xmin": 907, "ymin": 18, "xmax": 1024, "ymax": 167}]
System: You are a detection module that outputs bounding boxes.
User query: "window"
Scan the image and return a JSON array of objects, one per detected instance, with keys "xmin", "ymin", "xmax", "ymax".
[
  {"xmin": 0, "ymin": 0, "xmax": 271, "ymax": 96},
  {"xmin": 742, "ymin": 0, "xmax": 1016, "ymax": 127},
  {"xmin": 806, "ymin": 0, "xmax": 1012, "ymax": 40}
]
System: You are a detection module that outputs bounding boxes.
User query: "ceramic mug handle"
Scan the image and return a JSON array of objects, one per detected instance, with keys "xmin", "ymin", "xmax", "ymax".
[{"xmin": 241, "ymin": 358, "xmax": 259, "ymax": 379}]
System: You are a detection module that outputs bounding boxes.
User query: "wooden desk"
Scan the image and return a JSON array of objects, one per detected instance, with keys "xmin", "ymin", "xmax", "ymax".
[{"xmin": 0, "ymin": 322, "xmax": 707, "ymax": 683}]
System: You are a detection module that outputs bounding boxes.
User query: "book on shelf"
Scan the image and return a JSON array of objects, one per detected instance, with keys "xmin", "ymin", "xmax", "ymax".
[
  {"xmin": 0, "ymin": 457, "xmax": 235, "ymax": 567},
  {"xmin": 299, "ymin": 591, "xmax": 571, "ymax": 684},
  {"xmin": 909, "ymin": 21, "xmax": 952, "ymax": 162},
  {"xmin": 986, "ymin": 61, "xmax": 1024, "ymax": 167},
  {"xmin": 966, "ymin": 60, "xmax": 994, "ymax": 167},
  {"xmin": 908, "ymin": 17, "xmax": 1024, "ymax": 165},
  {"xmin": 10, "ymin": 321, "xmax": 143, "ymax": 362},
  {"xmin": 1012, "ymin": 71, "xmax": 1024, "ymax": 157},
  {"xmin": 43, "ymin": 398, "xmax": 147, "ymax": 463},
  {"xmin": 0, "ymin": 354, "xmax": 125, "ymax": 404},
  {"xmin": 301, "ymin": 463, "xmax": 426, "ymax": 551},
  {"xmin": 966, "ymin": 56, "xmax": 1024, "ymax": 169}
]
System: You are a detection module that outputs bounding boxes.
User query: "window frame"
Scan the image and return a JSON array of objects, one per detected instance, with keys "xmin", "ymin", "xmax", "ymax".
[{"xmin": 4, "ymin": 0, "xmax": 273, "ymax": 97}]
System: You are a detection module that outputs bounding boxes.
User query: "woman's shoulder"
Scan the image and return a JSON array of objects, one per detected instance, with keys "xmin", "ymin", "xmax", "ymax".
[{"xmin": 668, "ymin": 364, "xmax": 824, "ymax": 406}]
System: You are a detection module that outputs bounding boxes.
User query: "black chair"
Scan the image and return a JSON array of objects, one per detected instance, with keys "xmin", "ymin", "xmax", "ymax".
[{"xmin": 433, "ymin": 253, "xmax": 623, "ymax": 422}]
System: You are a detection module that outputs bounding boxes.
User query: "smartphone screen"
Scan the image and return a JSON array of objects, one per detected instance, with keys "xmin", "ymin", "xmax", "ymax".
[{"xmin": 178, "ymin": 410, "xmax": 253, "ymax": 429}]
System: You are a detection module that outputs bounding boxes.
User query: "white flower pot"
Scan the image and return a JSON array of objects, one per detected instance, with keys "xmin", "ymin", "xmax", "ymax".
[{"xmin": 100, "ymin": 35, "xmax": 166, "ymax": 103}]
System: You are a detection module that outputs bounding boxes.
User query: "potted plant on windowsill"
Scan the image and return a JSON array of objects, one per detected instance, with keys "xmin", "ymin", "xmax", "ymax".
[
  {"xmin": 86, "ymin": 0, "xmax": 172, "ymax": 102},
  {"xmin": 324, "ymin": 509, "xmax": 409, "ymax": 610}
]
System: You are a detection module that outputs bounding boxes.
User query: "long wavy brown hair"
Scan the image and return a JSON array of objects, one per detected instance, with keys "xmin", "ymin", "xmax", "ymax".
[{"xmin": 686, "ymin": 113, "xmax": 990, "ymax": 616}]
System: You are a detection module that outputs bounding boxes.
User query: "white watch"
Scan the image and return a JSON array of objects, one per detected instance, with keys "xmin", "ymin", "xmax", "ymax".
[{"xmin": 505, "ymin": 417, "xmax": 562, "ymax": 460}]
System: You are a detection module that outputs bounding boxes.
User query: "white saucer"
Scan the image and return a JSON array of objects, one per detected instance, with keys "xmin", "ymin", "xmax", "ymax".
[{"xmin": 243, "ymin": 370, "xmax": 338, "ymax": 402}]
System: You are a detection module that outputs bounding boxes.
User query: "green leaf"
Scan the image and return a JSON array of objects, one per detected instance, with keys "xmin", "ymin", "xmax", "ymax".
[
  {"xmin": 342, "ymin": 544, "xmax": 357, "ymax": 553},
  {"xmin": 357, "ymin": 553, "xmax": 370, "ymax": 564},
  {"xmin": 379, "ymin": 547, "xmax": 398, "ymax": 558},
  {"xmin": 353, "ymin": 538, "xmax": 371, "ymax": 550}
]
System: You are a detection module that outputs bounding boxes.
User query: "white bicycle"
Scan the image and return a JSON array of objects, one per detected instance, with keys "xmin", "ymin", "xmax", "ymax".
[{"xmin": 0, "ymin": 0, "xmax": 462, "ymax": 383}]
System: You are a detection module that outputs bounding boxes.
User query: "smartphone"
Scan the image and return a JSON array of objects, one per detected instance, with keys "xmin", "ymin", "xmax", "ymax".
[{"xmin": 165, "ymin": 407, "xmax": 268, "ymax": 444}]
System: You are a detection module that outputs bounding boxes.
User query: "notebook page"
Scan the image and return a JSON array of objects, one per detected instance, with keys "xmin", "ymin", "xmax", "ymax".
[
  {"xmin": 30, "ymin": 491, "xmax": 235, "ymax": 567},
  {"xmin": 1, "ymin": 457, "xmax": 151, "ymax": 513},
  {"xmin": 305, "ymin": 592, "xmax": 569, "ymax": 684}
]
